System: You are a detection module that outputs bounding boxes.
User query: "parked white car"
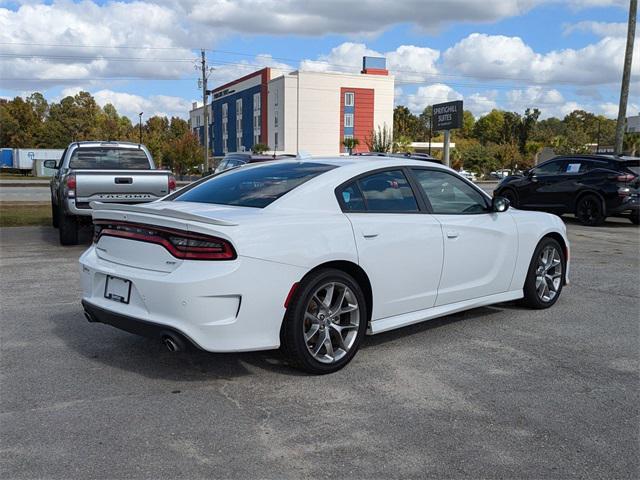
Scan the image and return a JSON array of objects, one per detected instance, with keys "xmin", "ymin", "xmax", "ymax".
[
  {"xmin": 458, "ymin": 169, "xmax": 477, "ymax": 182},
  {"xmin": 80, "ymin": 157, "xmax": 569, "ymax": 373}
]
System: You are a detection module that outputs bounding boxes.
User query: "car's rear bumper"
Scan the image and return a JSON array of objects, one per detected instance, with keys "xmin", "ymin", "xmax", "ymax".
[
  {"xmin": 82, "ymin": 299, "xmax": 201, "ymax": 347},
  {"xmin": 608, "ymin": 194, "xmax": 639, "ymax": 216},
  {"xmin": 79, "ymin": 245, "xmax": 305, "ymax": 352},
  {"xmin": 65, "ymin": 197, "xmax": 163, "ymax": 216}
]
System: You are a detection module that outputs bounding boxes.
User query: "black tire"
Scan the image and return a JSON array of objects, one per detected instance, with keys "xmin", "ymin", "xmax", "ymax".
[
  {"xmin": 630, "ymin": 212, "xmax": 639, "ymax": 225},
  {"xmin": 51, "ymin": 201, "xmax": 59, "ymax": 228},
  {"xmin": 500, "ymin": 188, "xmax": 518, "ymax": 208},
  {"xmin": 280, "ymin": 268, "xmax": 368, "ymax": 374},
  {"xmin": 575, "ymin": 194, "xmax": 605, "ymax": 226},
  {"xmin": 520, "ymin": 237, "xmax": 565, "ymax": 309},
  {"xmin": 58, "ymin": 209, "xmax": 79, "ymax": 245}
]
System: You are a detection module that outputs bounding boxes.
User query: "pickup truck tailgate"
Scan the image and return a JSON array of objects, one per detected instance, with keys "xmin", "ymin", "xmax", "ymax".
[{"xmin": 75, "ymin": 170, "xmax": 171, "ymax": 202}]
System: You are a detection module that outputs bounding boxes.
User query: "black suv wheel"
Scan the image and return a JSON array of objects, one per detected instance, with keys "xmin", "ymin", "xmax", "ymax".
[{"xmin": 576, "ymin": 194, "xmax": 605, "ymax": 226}]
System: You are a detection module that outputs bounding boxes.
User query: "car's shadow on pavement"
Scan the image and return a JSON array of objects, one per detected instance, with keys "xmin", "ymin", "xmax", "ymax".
[
  {"xmin": 49, "ymin": 310, "xmax": 307, "ymax": 380},
  {"xmin": 50, "ymin": 302, "xmax": 513, "ymax": 379},
  {"xmin": 360, "ymin": 305, "xmax": 505, "ymax": 348},
  {"xmin": 39, "ymin": 224, "xmax": 93, "ymax": 246},
  {"xmin": 561, "ymin": 214, "xmax": 636, "ymax": 229}
]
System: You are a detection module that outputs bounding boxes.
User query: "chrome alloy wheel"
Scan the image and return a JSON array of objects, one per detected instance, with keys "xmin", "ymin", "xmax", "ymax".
[
  {"xmin": 304, "ymin": 282, "xmax": 360, "ymax": 364},
  {"xmin": 535, "ymin": 245, "xmax": 563, "ymax": 302}
]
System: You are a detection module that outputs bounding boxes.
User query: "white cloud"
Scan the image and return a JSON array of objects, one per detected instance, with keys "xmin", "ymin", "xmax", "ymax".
[
  {"xmin": 405, "ymin": 84, "xmax": 461, "ymax": 113},
  {"xmin": 443, "ymin": 32, "xmax": 639, "ymax": 86},
  {"xmin": 0, "ymin": 1, "xmax": 209, "ymax": 89},
  {"xmin": 183, "ymin": 0, "xmax": 547, "ymax": 36},
  {"xmin": 563, "ymin": 21, "xmax": 627, "ymax": 37},
  {"xmin": 465, "ymin": 91, "xmax": 499, "ymax": 117},
  {"xmin": 299, "ymin": 42, "xmax": 439, "ymax": 81},
  {"xmin": 60, "ymin": 87, "xmax": 194, "ymax": 121}
]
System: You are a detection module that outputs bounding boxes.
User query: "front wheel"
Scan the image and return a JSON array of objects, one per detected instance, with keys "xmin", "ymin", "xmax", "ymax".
[
  {"xmin": 280, "ymin": 269, "xmax": 368, "ymax": 374},
  {"xmin": 576, "ymin": 194, "xmax": 605, "ymax": 226},
  {"xmin": 520, "ymin": 237, "xmax": 565, "ymax": 309}
]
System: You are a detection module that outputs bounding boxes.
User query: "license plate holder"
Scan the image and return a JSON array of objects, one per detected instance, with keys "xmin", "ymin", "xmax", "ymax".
[{"xmin": 104, "ymin": 275, "xmax": 132, "ymax": 304}]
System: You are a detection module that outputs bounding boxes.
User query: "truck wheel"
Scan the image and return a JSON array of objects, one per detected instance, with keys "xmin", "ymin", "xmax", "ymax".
[
  {"xmin": 58, "ymin": 210, "xmax": 79, "ymax": 245},
  {"xmin": 51, "ymin": 202, "xmax": 59, "ymax": 228}
]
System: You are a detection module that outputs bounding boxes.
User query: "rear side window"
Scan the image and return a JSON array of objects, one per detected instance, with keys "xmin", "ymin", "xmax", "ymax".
[
  {"xmin": 174, "ymin": 162, "xmax": 336, "ymax": 208},
  {"xmin": 357, "ymin": 170, "xmax": 419, "ymax": 212},
  {"xmin": 69, "ymin": 148, "xmax": 151, "ymax": 170},
  {"xmin": 340, "ymin": 182, "xmax": 365, "ymax": 211},
  {"xmin": 619, "ymin": 160, "xmax": 640, "ymax": 176}
]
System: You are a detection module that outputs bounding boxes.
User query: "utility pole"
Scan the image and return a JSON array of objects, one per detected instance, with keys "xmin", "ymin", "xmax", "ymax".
[
  {"xmin": 443, "ymin": 130, "xmax": 450, "ymax": 167},
  {"xmin": 138, "ymin": 112, "xmax": 143, "ymax": 144},
  {"xmin": 200, "ymin": 49, "xmax": 211, "ymax": 172},
  {"xmin": 615, "ymin": 0, "xmax": 637, "ymax": 154}
]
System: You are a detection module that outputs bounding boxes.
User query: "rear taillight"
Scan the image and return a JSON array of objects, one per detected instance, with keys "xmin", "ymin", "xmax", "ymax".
[
  {"xmin": 66, "ymin": 174, "xmax": 76, "ymax": 198},
  {"xmin": 93, "ymin": 221, "xmax": 236, "ymax": 260},
  {"xmin": 168, "ymin": 175, "xmax": 176, "ymax": 192},
  {"xmin": 616, "ymin": 173, "xmax": 636, "ymax": 182}
]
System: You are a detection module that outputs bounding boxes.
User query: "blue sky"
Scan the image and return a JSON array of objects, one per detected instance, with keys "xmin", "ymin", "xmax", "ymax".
[{"xmin": 0, "ymin": 0, "xmax": 637, "ymax": 120}]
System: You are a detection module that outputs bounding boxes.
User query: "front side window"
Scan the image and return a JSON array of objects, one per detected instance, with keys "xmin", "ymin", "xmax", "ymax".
[
  {"xmin": 412, "ymin": 169, "xmax": 487, "ymax": 214},
  {"xmin": 357, "ymin": 170, "xmax": 419, "ymax": 213},
  {"xmin": 533, "ymin": 160, "xmax": 563, "ymax": 175},
  {"xmin": 68, "ymin": 148, "xmax": 151, "ymax": 170},
  {"xmin": 173, "ymin": 162, "xmax": 336, "ymax": 208}
]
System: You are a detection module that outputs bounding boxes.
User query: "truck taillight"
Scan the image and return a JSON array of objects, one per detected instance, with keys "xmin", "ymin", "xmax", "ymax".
[
  {"xmin": 66, "ymin": 174, "xmax": 76, "ymax": 198},
  {"xmin": 168, "ymin": 175, "xmax": 176, "ymax": 192},
  {"xmin": 93, "ymin": 221, "xmax": 236, "ymax": 260}
]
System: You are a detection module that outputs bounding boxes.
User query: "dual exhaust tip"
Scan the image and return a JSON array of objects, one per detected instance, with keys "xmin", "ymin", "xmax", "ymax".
[{"xmin": 83, "ymin": 309, "xmax": 188, "ymax": 352}]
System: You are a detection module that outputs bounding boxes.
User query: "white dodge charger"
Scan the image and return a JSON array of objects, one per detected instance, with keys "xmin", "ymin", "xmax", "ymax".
[{"xmin": 80, "ymin": 157, "xmax": 569, "ymax": 374}]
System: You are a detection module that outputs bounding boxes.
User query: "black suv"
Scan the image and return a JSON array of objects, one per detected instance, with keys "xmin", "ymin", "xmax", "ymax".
[{"xmin": 494, "ymin": 154, "xmax": 639, "ymax": 226}]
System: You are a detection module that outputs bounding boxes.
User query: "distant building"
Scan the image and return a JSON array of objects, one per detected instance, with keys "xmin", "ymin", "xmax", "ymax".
[
  {"xmin": 189, "ymin": 57, "xmax": 395, "ymax": 157},
  {"xmin": 627, "ymin": 114, "xmax": 640, "ymax": 133}
]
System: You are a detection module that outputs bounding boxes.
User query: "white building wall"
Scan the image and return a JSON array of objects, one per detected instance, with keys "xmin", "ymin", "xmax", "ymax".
[{"xmin": 277, "ymin": 70, "xmax": 394, "ymax": 156}]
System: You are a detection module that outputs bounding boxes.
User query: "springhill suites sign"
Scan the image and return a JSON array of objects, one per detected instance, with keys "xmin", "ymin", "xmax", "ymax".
[{"xmin": 432, "ymin": 100, "xmax": 463, "ymax": 131}]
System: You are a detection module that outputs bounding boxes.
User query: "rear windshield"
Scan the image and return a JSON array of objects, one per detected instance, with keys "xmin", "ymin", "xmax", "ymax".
[
  {"xmin": 173, "ymin": 162, "xmax": 336, "ymax": 208},
  {"xmin": 69, "ymin": 147, "xmax": 151, "ymax": 170},
  {"xmin": 620, "ymin": 159, "xmax": 640, "ymax": 176}
]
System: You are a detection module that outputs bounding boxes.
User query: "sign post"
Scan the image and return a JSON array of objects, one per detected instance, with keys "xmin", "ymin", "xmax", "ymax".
[{"xmin": 432, "ymin": 100, "xmax": 463, "ymax": 167}]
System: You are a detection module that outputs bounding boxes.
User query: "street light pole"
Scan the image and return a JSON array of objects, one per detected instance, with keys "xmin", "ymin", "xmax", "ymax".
[{"xmin": 138, "ymin": 112, "xmax": 143, "ymax": 144}]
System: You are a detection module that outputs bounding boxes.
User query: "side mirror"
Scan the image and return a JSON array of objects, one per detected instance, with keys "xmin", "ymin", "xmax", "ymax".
[
  {"xmin": 492, "ymin": 196, "xmax": 510, "ymax": 213},
  {"xmin": 43, "ymin": 160, "xmax": 58, "ymax": 169}
]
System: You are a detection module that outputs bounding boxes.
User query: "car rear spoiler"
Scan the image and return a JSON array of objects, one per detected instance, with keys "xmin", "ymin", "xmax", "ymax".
[{"xmin": 89, "ymin": 202, "xmax": 238, "ymax": 227}]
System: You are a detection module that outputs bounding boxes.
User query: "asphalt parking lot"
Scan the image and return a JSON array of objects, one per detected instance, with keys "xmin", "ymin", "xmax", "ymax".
[{"xmin": 1, "ymin": 218, "xmax": 638, "ymax": 479}]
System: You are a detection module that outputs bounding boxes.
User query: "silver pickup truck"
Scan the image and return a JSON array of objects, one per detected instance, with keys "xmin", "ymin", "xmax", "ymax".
[{"xmin": 46, "ymin": 141, "xmax": 175, "ymax": 245}]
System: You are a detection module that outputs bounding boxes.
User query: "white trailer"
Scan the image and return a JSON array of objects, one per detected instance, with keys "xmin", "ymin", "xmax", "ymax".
[{"xmin": 13, "ymin": 148, "xmax": 65, "ymax": 172}]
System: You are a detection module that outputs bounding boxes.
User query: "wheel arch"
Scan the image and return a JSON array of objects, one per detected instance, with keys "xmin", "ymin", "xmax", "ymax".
[
  {"xmin": 540, "ymin": 232, "xmax": 569, "ymax": 285},
  {"xmin": 574, "ymin": 189, "xmax": 606, "ymax": 214},
  {"xmin": 300, "ymin": 260, "xmax": 373, "ymax": 323}
]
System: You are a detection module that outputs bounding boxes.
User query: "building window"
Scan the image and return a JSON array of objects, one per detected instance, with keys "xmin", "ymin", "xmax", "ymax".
[
  {"xmin": 274, "ymin": 132, "xmax": 279, "ymax": 150},
  {"xmin": 254, "ymin": 134, "xmax": 260, "ymax": 145},
  {"xmin": 344, "ymin": 113, "xmax": 354, "ymax": 128},
  {"xmin": 274, "ymin": 109, "xmax": 279, "ymax": 128},
  {"xmin": 345, "ymin": 92, "xmax": 354, "ymax": 107},
  {"xmin": 253, "ymin": 92, "xmax": 261, "ymax": 111},
  {"xmin": 274, "ymin": 89, "xmax": 279, "ymax": 106}
]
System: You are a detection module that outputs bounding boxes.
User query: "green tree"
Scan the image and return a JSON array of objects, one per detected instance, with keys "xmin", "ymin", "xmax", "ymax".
[
  {"xmin": 393, "ymin": 106, "xmax": 420, "ymax": 140},
  {"xmin": 366, "ymin": 125, "xmax": 392, "ymax": 152},
  {"xmin": 252, "ymin": 143, "xmax": 269, "ymax": 154},
  {"xmin": 392, "ymin": 135, "xmax": 413, "ymax": 153},
  {"xmin": 165, "ymin": 131, "xmax": 203, "ymax": 176},
  {"xmin": 342, "ymin": 137, "xmax": 360, "ymax": 154},
  {"xmin": 473, "ymin": 109, "xmax": 505, "ymax": 145}
]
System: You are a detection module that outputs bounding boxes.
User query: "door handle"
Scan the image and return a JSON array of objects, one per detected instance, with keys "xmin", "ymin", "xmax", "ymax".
[
  {"xmin": 446, "ymin": 230, "xmax": 459, "ymax": 239},
  {"xmin": 362, "ymin": 232, "xmax": 379, "ymax": 239}
]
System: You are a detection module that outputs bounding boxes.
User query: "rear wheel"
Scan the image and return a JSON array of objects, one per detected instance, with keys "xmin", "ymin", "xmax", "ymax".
[
  {"xmin": 521, "ymin": 237, "xmax": 565, "ymax": 309},
  {"xmin": 630, "ymin": 212, "xmax": 639, "ymax": 225},
  {"xmin": 576, "ymin": 194, "xmax": 605, "ymax": 226},
  {"xmin": 281, "ymin": 268, "xmax": 367, "ymax": 374},
  {"xmin": 58, "ymin": 209, "xmax": 79, "ymax": 245}
]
